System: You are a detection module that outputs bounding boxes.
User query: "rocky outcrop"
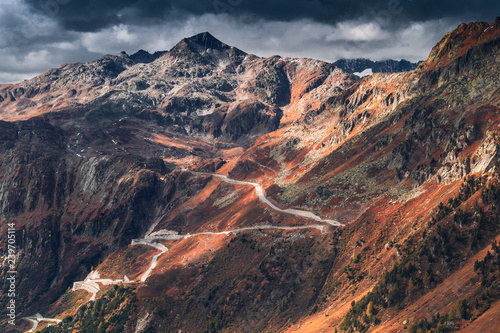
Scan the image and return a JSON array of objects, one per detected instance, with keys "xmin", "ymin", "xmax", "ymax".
[
  {"xmin": 221, "ymin": 100, "xmax": 282, "ymax": 140},
  {"xmin": 472, "ymin": 133, "xmax": 500, "ymax": 174}
]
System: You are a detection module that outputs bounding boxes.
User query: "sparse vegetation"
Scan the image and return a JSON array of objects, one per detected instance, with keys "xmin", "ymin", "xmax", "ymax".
[
  {"xmin": 39, "ymin": 285, "xmax": 137, "ymax": 333},
  {"xmin": 340, "ymin": 175, "xmax": 500, "ymax": 332}
]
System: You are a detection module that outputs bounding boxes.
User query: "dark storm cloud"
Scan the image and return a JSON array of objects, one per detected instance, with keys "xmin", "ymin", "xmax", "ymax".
[
  {"xmin": 1, "ymin": 0, "xmax": 498, "ymax": 83},
  {"xmin": 23, "ymin": 0, "xmax": 500, "ymax": 32}
]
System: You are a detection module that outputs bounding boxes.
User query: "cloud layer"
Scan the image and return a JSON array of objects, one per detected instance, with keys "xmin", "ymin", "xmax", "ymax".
[
  {"xmin": 0, "ymin": 0, "xmax": 498, "ymax": 83},
  {"xmin": 22, "ymin": 0, "xmax": 499, "ymax": 32}
]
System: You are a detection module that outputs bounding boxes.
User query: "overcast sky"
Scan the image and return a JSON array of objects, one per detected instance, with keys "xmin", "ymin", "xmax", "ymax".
[{"xmin": 0, "ymin": 0, "xmax": 498, "ymax": 83}]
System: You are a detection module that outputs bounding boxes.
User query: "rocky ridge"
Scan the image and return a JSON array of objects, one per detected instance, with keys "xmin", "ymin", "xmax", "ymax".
[{"xmin": 332, "ymin": 58, "xmax": 421, "ymax": 75}]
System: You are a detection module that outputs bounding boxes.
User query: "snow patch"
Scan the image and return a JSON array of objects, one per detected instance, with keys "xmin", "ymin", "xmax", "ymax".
[{"xmin": 353, "ymin": 68, "xmax": 373, "ymax": 77}]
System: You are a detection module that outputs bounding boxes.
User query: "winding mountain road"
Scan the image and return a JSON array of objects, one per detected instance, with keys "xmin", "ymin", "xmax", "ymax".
[
  {"xmin": 146, "ymin": 224, "xmax": 329, "ymax": 241},
  {"xmin": 23, "ymin": 317, "xmax": 38, "ymax": 332},
  {"xmin": 23, "ymin": 170, "xmax": 344, "ymax": 331},
  {"xmin": 72, "ymin": 280, "xmax": 100, "ymax": 302},
  {"xmin": 72, "ymin": 270, "xmax": 130, "ymax": 302},
  {"xmin": 185, "ymin": 170, "xmax": 344, "ymax": 227},
  {"xmin": 23, "ymin": 313, "xmax": 61, "ymax": 332},
  {"xmin": 131, "ymin": 240, "xmax": 169, "ymax": 282}
]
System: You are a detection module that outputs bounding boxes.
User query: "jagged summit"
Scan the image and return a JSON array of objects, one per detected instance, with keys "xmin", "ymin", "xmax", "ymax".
[
  {"xmin": 129, "ymin": 49, "xmax": 166, "ymax": 63},
  {"xmin": 170, "ymin": 31, "xmax": 246, "ymax": 59},
  {"xmin": 110, "ymin": 33, "xmax": 236, "ymax": 64},
  {"xmin": 98, "ymin": 32, "xmax": 242, "ymax": 66},
  {"xmin": 182, "ymin": 32, "xmax": 229, "ymax": 51}
]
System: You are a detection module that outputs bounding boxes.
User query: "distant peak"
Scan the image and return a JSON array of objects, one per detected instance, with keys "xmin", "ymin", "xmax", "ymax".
[
  {"xmin": 186, "ymin": 32, "xmax": 220, "ymax": 44},
  {"xmin": 130, "ymin": 49, "xmax": 166, "ymax": 64},
  {"xmin": 181, "ymin": 32, "xmax": 228, "ymax": 51},
  {"xmin": 170, "ymin": 31, "xmax": 246, "ymax": 58},
  {"xmin": 133, "ymin": 49, "xmax": 150, "ymax": 55}
]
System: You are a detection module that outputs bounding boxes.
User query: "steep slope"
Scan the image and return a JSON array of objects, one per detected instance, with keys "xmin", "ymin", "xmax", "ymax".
[
  {"xmin": 237, "ymin": 20, "xmax": 500, "ymax": 332},
  {"xmin": 237, "ymin": 20, "xmax": 500, "ymax": 223}
]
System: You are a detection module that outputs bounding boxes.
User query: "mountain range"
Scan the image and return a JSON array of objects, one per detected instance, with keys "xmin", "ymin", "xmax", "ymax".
[
  {"xmin": 0, "ymin": 20, "xmax": 500, "ymax": 333},
  {"xmin": 332, "ymin": 58, "xmax": 421, "ymax": 75}
]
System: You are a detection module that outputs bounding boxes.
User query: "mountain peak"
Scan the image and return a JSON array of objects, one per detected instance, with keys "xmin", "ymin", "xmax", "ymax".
[
  {"xmin": 130, "ymin": 49, "xmax": 166, "ymax": 63},
  {"xmin": 171, "ymin": 32, "xmax": 227, "ymax": 53},
  {"xmin": 169, "ymin": 31, "xmax": 246, "ymax": 60},
  {"xmin": 184, "ymin": 32, "xmax": 226, "ymax": 50}
]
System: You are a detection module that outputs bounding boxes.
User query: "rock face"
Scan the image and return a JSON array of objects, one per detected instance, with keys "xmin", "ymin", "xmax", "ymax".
[{"xmin": 1, "ymin": 22, "xmax": 500, "ymax": 333}]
